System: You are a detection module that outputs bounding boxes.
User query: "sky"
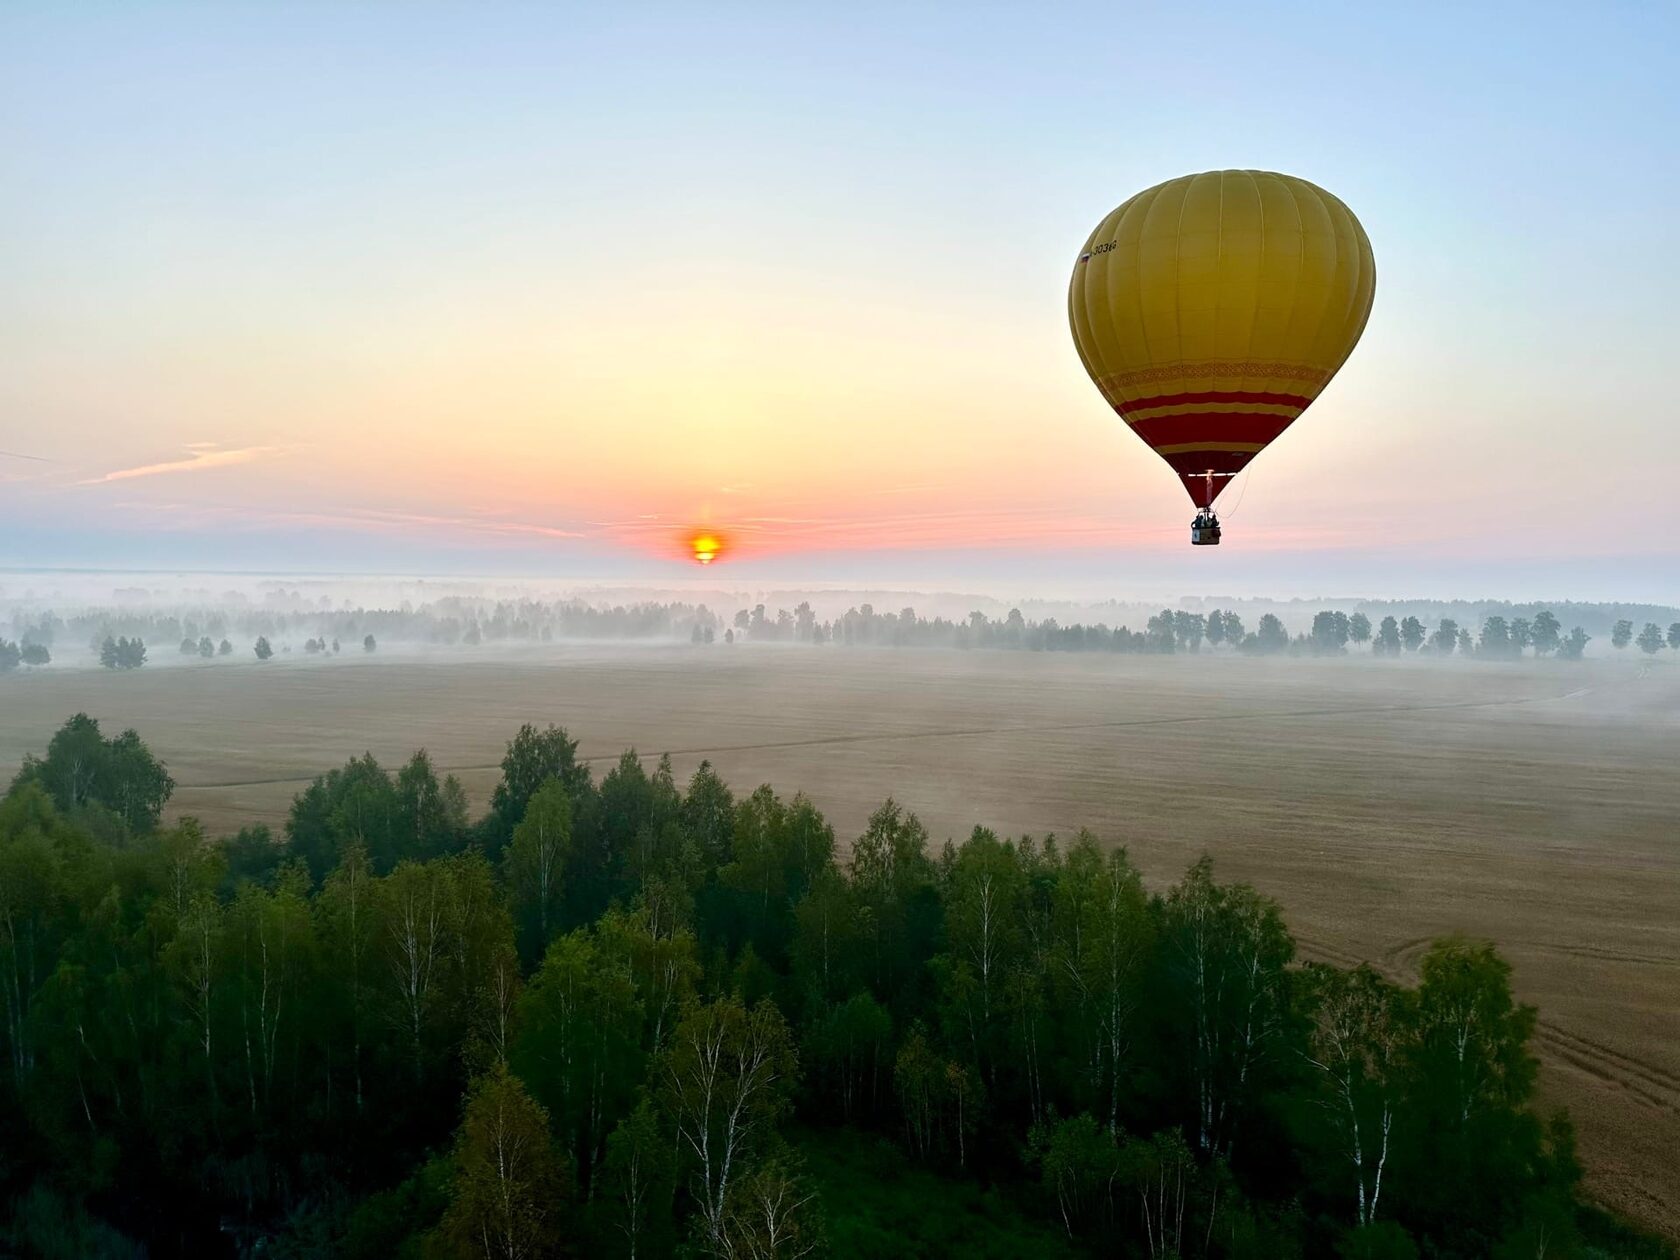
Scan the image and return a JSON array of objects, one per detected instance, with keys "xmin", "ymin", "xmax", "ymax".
[{"xmin": 3, "ymin": 3, "xmax": 1677, "ymax": 601}]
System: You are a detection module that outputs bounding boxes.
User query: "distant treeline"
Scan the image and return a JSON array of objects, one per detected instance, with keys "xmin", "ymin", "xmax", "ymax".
[
  {"xmin": 2, "ymin": 713, "xmax": 1667, "ymax": 1258},
  {"xmin": 714, "ymin": 603, "xmax": 1680, "ymax": 660},
  {"xmin": 5, "ymin": 597, "xmax": 718, "ymax": 652},
  {"xmin": 6, "ymin": 598, "xmax": 1679, "ymax": 671}
]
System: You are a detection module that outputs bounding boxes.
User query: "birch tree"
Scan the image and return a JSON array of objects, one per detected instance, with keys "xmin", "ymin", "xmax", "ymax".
[
  {"xmin": 169, "ymin": 891, "xmax": 222, "ymax": 1123},
  {"xmin": 1414, "ymin": 937, "xmax": 1536, "ymax": 1129},
  {"xmin": 225, "ymin": 869, "xmax": 312, "ymax": 1123},
  {"xmin": 659, "ymin": 995, "xmax": 797, "ymax": 1253},
  {"xmin": 1164, "ymin": 858, "xmax": 1293, "ymax": 1157},
  {"xmin": 0, "ymin": 816, "xmax": 60, "ymax": 1093},
  {"xmin": 1302, "ymin": 963, "xmax": 1412, "ymax": 1227},
  {"xmin": 512, "ymin": 929, "xmax": 642, "ymax": 1195},
  {"xmin": 1053, "ymin": 836, "xmax": 1152, "ymax": 1132},
  {"xmin": 383, "ymin": 859, "xmax": 452, "ymax": 1083},
  {"xmin": 1120, "ymin": 1128, "xmax": 1194, "ymax": 1260},
  {"xmin": 598, "ymin": 901, "xmax": 700, "ymax": 1053},
  {"xmin": 318, "ymin": 841, "xmax": 376, "ymax": 1112},
  {"xmin": 505, "ymin": 780, "xmax": 572, "ymax": 959},
  {"xmin": 603, "ymin": 1098, "xmax": 675, "ymax": 1260},
  {"xmin": 721, "ymin": 1158, "xmax": 821, "ymax": 1260},
  {"xmin": 438, "ymin": 1062, "xmax": 567, "ymax": 1260}
]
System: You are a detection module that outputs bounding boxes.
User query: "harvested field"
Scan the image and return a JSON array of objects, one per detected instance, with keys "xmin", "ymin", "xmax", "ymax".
[{"xmin": 3, "ymin": 647, "xmax": 1676, "ymax": 1234}]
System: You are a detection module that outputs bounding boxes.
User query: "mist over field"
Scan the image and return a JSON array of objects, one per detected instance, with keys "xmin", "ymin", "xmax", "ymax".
[{"xmin": 5, "ymin": 569, "xmax": 1676, "ymax": 669}]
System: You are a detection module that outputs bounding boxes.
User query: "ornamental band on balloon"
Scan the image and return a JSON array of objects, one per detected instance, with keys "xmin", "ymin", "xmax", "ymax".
[{"xmin": 1069, "ymin": 170, "xmax": 1376, "ymax": 546}]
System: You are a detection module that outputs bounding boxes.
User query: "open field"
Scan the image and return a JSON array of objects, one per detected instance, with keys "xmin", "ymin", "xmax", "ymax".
[{"xmin": 3, "ymin": 646, "xmax": 1677, "ymax": 1235}]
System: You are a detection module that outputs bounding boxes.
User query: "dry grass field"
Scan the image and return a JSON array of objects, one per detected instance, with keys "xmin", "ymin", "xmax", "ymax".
[{"xmin": 3, "ymin": 646, "xmax": 1676, "ymax": 1235}]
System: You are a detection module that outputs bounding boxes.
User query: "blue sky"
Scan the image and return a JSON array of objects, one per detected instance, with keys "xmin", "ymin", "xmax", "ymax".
[{"xmin": 2, "ymin": 3, "xmax": 1677, "ymax": 600}]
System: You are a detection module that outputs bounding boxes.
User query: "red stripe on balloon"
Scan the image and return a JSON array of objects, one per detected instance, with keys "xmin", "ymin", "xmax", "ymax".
[
  {"xmin": 1129, "ymin": 412, "xmax": 1296, "ymax": 447},
  {"xmin": 1121, "ymin": 389, "xmax": 1313, "ymax": 413},
  {"xmin": 1162, "ymin": 450, "xmax": 1254, "ymax": 476},
  {"xmin": 1164, "ymin": 451, "xmax": 1257, "ymax": 506}
]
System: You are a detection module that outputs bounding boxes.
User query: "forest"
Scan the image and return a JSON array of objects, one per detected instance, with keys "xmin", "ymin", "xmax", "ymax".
[{"xmin": 0, "ymin": 714, "xmax": 1671, "ymax": 1259}]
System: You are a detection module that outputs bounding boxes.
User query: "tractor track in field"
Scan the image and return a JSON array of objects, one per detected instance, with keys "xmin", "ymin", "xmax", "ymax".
[{"xmin": 1294, "ymin": 933, "xmax": 1680, "ymax": 1119}]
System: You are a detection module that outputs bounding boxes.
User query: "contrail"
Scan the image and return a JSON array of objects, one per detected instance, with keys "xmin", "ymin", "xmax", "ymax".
[{"xmin": 0, "ymin": 449, "xmax": 54, "ymax": 462}]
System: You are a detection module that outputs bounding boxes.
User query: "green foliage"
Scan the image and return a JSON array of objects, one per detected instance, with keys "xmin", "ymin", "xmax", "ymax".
[
  {"xmin": 491, "ymin": 723, "xmax": 589, "ymax": 845},
  {"xmin": 1247, "ymin": 612, "xmax": 1289, "ymax": 653},
  {"xmin": 803, "ymin": 1128, "xmax": 1081, "ymax": 1260},
  {"xmin": 1312, "ymin": 610, "xmax": 1352, "ymax": 653},
  {"xmin": 806, "ymin": 990, "xmax": 892, "ymax": 1121},
  {"xmin": 0, "ymin": 714, "xmax": 1661, "ymax": 1256},
  {"xmin": 436, "ymin": 1063, "xmax": 569, "ymax": 1259},
  {"xmin": 659, "ymin": 993, "xmax": 799, "ymax": 1250},
  {"xmin": 1480, "ymin": 616, "xmax": 1514, "ymax": 658},
  {"xmin": 2, "ymin": 1184, "xmax": 145, "ymax": 1259},
  {"xmin": 11, "ymin": 713, "xmax": 174, "ymax": 833},
  {"xmin": 1162, "ymin": 856, "xmax": 1295, "ymax": 1157},
  {"xmin": 286, "ymin": 752, "xmax": 401, "ymax": 881},
  {"xmin": 1386, "ymin": 937, "xmax": 1546, "ymax": 1249},
  {"xmin": 511, "ymin": 928, "xmax": 642, "ymax": 1192},
  {"xmin": 681, "ymin": 759, "xmax": 736, "ymax": 872},
  {"xmin": 601, "ymin": 1097, "xmax": 677, "ymax": 1258},
  {"xmin": 505, "ymin": 779, "xmax": 574, "ymax": 958},
  {"xmin": 1298, "ymin": 963, "xmax": 1411, "ymax": 1228},
  {"xmin": 1049, "ymin": 834, "xmax": 1153, "ymax": 1130},
  {"xmin": 720, "ymin": 1153, "xmax": 824, "ymax": 1259},
  {"xmin": 1338, "ymin": 1219, "xmax": 1419, "ymax": 1260},
  {"xmin": 719, "ymin": 786, "xmax": 835, "ymax": 967},
  {"xmin": 341, "ymin": 1154, "xmax": 452, "ymax": 1259},
  {"xmin": 849, "ymin": 799, "xmax": 940, "ymax": 1015},
  {"xmin": 1559, "ymin": 625, "xmax": 1591, "ymax": 659},
  {"xmin": 1029, "ymin": 1112, "xmax": 1118, "ymax": 1237},
  {"xmin": 790, "ymin": 869, "xmax": 867, "ymax": 1017},
  {"xmin": 395, "ymin": 749, "xmax": 470, "ymax": 861},
  {"xmin": 98, "ymin": 635, "xmax": 146, "ymax": 669}
]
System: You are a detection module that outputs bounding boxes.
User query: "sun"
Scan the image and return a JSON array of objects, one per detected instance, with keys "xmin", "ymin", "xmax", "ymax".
[{"xmin": 689, "ymin": 532, "xmax": 725, "ymax": 565}]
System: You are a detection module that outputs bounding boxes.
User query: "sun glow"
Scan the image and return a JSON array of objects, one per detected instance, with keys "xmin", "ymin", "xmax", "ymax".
[{"xmin": 689, "ymin": 532, "xmax": 724, "ymax": 565}]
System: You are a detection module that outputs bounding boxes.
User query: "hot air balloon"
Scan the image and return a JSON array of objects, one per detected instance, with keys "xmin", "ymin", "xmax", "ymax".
[{"xmin": 1068, "ymin": 170, "xmax": 1375, "ymax": 545}]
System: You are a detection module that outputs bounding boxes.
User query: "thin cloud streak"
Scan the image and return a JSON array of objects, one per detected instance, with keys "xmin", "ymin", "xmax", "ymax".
[
  {"xmin": 114, "ymin": 499, "xmax": 589, "ymax": 541},
  {"xmin": 78, "ymin": 445, "xmax": 284, "ymax": 485}
]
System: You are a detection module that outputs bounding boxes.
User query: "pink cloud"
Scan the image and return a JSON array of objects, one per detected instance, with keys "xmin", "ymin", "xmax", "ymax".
[{"xmin": 77, "ymin": 444, "xmax": 284, "ymax": 485}]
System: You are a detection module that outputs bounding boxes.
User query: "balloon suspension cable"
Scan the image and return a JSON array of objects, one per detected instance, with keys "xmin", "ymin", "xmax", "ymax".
[{"xmin": 1220, "ymin": 467, "xmax": 1252, "ymax": 521}]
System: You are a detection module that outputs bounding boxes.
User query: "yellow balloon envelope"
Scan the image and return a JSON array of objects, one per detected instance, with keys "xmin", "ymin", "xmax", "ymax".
[{"xmin": 1069, "ymin": 170, "xmax": 1375, "ymax": 507}]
